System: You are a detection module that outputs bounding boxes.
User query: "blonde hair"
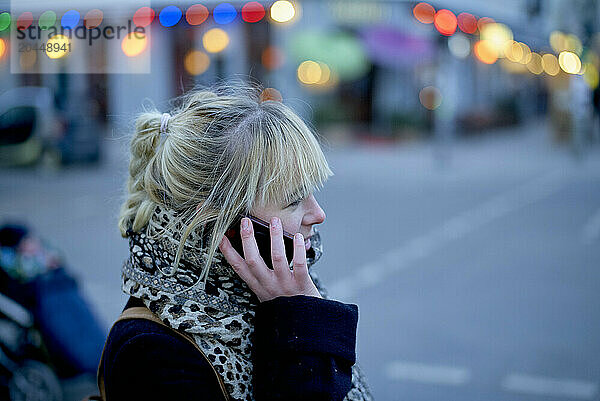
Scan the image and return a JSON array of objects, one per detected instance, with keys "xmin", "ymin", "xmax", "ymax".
[{"xmin": 118, "ymin": 80, "xmax": 333, "ymax": 289}]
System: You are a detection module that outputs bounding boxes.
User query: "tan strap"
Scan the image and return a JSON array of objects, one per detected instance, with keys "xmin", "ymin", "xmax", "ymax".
[{"xmin": 96, "ymin": 306, "xmax": 230, "ymax": 401}]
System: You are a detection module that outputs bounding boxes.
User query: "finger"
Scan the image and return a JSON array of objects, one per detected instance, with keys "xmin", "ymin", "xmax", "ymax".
[
  {"xmin": 270, "ymin": 217, "xmax": 291, "ymax": 278},
  {"xmin": 240, "ymin": 218, "xmax": 270, "ymax": 281},
  {"xmin": 218, "ymin": 235, "xmax": 259, "ymax": 288},
  {"xmin": 292, "ymin": 233, "xmax": 309, "ymax": 278}
]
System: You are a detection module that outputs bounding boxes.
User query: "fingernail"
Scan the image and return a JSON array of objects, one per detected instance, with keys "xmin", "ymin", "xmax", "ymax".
[
  {"xmin": 271, "ymin": 217, "xmax": 279, "ymax": 229},
  {"xmin": 295, "ymin": 233, "xmax": 303, "ymax": 242},
  {"xmin": 242, "ymin": 218, "xmax": 249, "ymax": 231}
]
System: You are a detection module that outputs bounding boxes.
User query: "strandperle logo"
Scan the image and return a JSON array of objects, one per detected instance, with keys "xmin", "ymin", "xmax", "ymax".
[{"xmin": 16, "ymin": 20, "xmax": 146, "ymax": 46}]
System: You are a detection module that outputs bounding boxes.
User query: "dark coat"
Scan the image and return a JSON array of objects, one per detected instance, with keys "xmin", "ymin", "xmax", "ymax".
[{"xmin": 101, "ymin": 294, "xmax": 359, "ymax": 401}]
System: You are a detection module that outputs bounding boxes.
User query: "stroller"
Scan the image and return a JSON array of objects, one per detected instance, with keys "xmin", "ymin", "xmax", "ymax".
[{"xmin": 0, "ymin": 223, "xmax": 106, "ymax": 400}]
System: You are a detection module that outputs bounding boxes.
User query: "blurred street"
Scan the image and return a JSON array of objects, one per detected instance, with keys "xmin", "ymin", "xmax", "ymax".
[{"xmin": 1, "ymin": 119, "xmax": 598, "ymax": 400}]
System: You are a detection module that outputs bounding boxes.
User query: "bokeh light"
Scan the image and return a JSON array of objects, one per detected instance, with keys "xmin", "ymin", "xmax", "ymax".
[
  {"xmin": 419, "ymin": 86, "xmax": 442, "ymax": 110},
  {"xmin": 504, "ymin": 41, "xmax": 523, "ymax": 63},
  {"xmin": 186, "ymin": 4, "xmax": 209, "ymax": 25},
  {"xmin": 159, "ymin": 6, "xmax": 182, "ymax": 27},
  {"xmin": 17, "ymin": 12, "xmax": 33, "ymax": 30},
  {"xmin": 457, "ymin": 12, "xmax": 477, "ymax": 34},
  {"xmin": 413, "ymin": 3, "xmax": 435, "ymax": 24},
  {"xmin": 549, "ymin": 31, "xmax": 565, "ymax": 53},
  {"xmin": 20, "ymin": 49, "xmax": 36, "ymax": 70},
  {"xmin": 39, "ymin": 11, "xmax": 57, "ymax": 30},
  {"xmin": 0, "ymin": 38, "xmax": 6, "ymax": 60},
  {"xmin": 133, "ymin": 7, "xmax": 155, "ymax": 28},
  {"xmin": 480, "ymin": 23, "xmax": 512, "ymax": 57},
  {"xmin": 448, "ymin": 33, "xmax": 470, "ymax": 58},
  {"xmin": 558, "ymin": 51, "xmax": 581, "ymax": 74},
  {"xmin": 0, "ymin": 13, "xmax": 11, "ymax": 31},
  {"xmin": 262, "ymin": 46, "xmax": 284, "ymax": 70},
  {"xmin": 184, "ymin": 50, "xmax": 210, "ymax": 75},
  {"xmin": 583, "ymin": 63, "xmax": 599, "ymax": 89},
  {"xmin": 121, "ymin": 32, "xmax": 148, "ymax": 57},
  {"xmin": 260, "ymin": 88, "xmax": 283, "ymax": 102},
  {"xmin": 213, "ymin": 3, "xmax": 237, "ymax": 24},
  {"xmin": 202, "ymin": 28, "xmax": 229, "ymax": 53},
  {"xmin": 434, "ymin": 9, "xmax": 457, "ymax": 36},
  {"xmin": 477, "ymin": 17, "xmax": 494, "ymax": 32},
  {"xmin": 270, "ymin": 1, "xmax": 295, "ymax": 23},
  {"xmin": 526, "ymin": 53, "xmax": 543, "ymax": 75},
  {"xmin": 242, "ymin": 2, "xmax": 265, "ymax": 23},
  {"xmin": 61, "ymin": 10, "xmax": 80, "ymax": 29},
  {"xmin": 565, "ymin": 34, "xmax": 583, "ymax": 55},
  {"xmin": 474, "ymin": 40, "xmax": 498, "ymax": 64},
  {"xmin": 46, "ymin": 34, "xmax": 70, "ymax": 59},
  {"xmin": 19, "ymin": 51, "xmax": 37, "ymax": 71},
  {"xmin": 84, "ymin": 9, "xmax": 103, "ymax": 29},
  {"xmin": 518, "ymin": 42, "xmax": 532, "ymax": 64},
  {"xmin": 541, "ymin": 53, "xmax": 560, "ymax": 76},
  {"xmin": 297, "ymin": 60, "xmax": 322, "ymax": 84}
]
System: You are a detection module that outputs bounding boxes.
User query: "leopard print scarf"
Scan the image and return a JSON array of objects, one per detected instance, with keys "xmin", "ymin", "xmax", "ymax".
[{"xmin": 121, "ymin": 204, "xmax": 374, "ymax": 401}]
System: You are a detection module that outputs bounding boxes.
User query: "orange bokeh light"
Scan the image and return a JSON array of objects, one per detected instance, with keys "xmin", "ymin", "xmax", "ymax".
[
  {"xmin": 474, "ymin": 40, "xmax": 498, "ymax": 64},
  {"xmin": 413, "ymin": 2, "xmax": 435, "ymax": 24},
  {"xmin": 262, "ymin": 46, "xmax": 284, "ymax": 70},
  {"xmin": 457, "ymin": 12, "xmax": 477, "ymax": 34},
  {"xmin": 434, "ymin": 9, "xmax": 457, "ymax": 36}
]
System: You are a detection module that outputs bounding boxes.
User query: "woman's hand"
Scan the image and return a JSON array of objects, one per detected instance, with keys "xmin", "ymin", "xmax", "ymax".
[{"xmin": 218, "ymin": 217, "xmax": 322, "ymax": 303}]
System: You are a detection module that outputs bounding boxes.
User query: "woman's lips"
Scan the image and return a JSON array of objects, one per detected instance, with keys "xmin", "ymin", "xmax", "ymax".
[{"xmin": 304, "ymin": 237, "xmax": 311, "ymax": 250}]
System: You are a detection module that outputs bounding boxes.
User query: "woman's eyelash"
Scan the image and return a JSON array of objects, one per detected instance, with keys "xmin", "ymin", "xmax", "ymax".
[{"xmin": 288, "ymin": 199, "xmax": 302, "ymax": 207}]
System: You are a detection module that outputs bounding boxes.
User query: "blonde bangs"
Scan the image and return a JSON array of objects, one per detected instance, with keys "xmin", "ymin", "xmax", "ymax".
[{"xmin": 252, "ymin": 107, "xmax": 333, "ymax": 208}]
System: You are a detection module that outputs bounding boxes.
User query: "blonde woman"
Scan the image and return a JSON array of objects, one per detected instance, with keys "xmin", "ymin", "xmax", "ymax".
[{"xmin": 98, "ymin": 82, "xmax": 373, "ymax": 401}]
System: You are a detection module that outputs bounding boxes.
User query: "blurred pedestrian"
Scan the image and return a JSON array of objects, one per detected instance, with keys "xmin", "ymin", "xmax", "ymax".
[{"xmin": 94, "ymin": 81, "xmax": 374, "ymax": 401}]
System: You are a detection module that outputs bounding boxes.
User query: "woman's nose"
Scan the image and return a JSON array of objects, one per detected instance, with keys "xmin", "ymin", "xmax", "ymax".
[{"xmin": 306, "ymin": 195, "xmax": 326, "ymax": 225}]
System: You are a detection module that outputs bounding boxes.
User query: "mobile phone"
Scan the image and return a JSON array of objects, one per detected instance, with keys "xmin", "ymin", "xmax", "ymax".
[{"xmin": 224, "ymin": 214, "xmax": 314, "ymax": 270}]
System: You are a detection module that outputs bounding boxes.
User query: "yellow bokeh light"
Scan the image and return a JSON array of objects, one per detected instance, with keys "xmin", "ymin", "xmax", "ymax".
[
  {"xmin": 541, "ymin": 53, "xmax": 559, "ymax": 76},
  {"xmin": 583, "ymin": 63, "xmax": 599, "ymax": 89},
  {"xmin": 549, "ymin": 31, "xmax": 566, "ymax": 53},
  {"xmin": 184, "ymin": 50, "xmax": 210, "ymax": 75},
  {"xmin": 270, "ymin": 0, "xmax": 295, "ymax": 23},
  {"xmin": 526, "ymin": 53, "xmax": 543, "ymax": 75},
  {"xmin": 297, "ymin": 60, "xmax": 321, "ymax": 84},
  {"xmin": 518, "ymin": 42, "xmax": 532, "ymax": 64},
  {"xmin": 46, "ymin": 34, "xmax": 70, "ymax": 59},
  {"xmin": 121, "ymin": 32, "xmax": 147, "ymax": 57},
  {"xmin": 316, "ymin": 62, "xmax": 331, "ymax": 85},
  {"xmin": 504, "ymin": 41, "xmax": 523, "ymax": 63},
  {"xmin": 202, "ymin": 28, "xmax": 229, "ymax": 53},
  {"xmin": 558, "ymin": 51, "xmax": 581, "ymax": 74},
  {"xmin": 565, "ymin": 34, "xmax": 582, "ymax": 55},
  {"xmin": 480, "ymin": 23, "xmax": 513, "ymax": 57}
]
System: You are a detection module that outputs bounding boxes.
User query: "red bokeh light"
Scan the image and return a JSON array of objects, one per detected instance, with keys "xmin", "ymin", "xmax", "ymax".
[
  {"xmin": 133, "ymin": 7, "xmax": 155, "ymax": 28},
  {"xmin": 186, "ymin": 4, "xmax": 209, "ymax": 25},
  {"xmin": 413, "ymin": 2, "xmax": 435, "ymax": 24},
  {"xmin": 434, "ymin": 9, "xmax": 457, "ymax": 36},
  {"xmin": 17, "ymin": 12, "xmax": 33, "ymax": 30},
  {"xmin": 457, "ymin": 12, "xmax": 477, "ymax": 34},
  {"xmin": 242, "ymin": 2, "xmax": 265, "ymax": 23},
  {"xmin": 477, "ymin": 17, "xmax": 495, "ymax": 32}
]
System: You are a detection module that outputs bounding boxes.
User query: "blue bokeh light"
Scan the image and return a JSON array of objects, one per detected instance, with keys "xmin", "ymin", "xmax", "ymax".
[
  {"xmin": 61, "ymin": 10, "xmax": 80, "ymax": 29},
  {"xmin": 213, "ymin": 3, "xmax": 237, "ymax": 24},
  {"xmin": 159, "ymin": 6, "xmax": 182, "ymax": 27}
]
